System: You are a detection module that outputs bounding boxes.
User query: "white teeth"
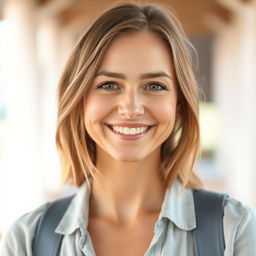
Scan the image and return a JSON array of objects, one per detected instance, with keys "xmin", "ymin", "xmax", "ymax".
[{"xmin": 112, "ymin": 126, "xmax": 148, "ymax": 135}]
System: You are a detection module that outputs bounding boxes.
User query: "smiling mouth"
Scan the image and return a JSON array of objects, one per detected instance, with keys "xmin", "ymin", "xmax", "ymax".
[{"xmin": 105, "ymin": 124, "xmax": 155, "ymax": 136}]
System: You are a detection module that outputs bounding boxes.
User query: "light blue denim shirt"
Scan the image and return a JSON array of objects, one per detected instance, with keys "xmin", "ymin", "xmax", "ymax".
[{"xmin": 1, "ymin": 179, "xmax": 256, "ymax": 255}]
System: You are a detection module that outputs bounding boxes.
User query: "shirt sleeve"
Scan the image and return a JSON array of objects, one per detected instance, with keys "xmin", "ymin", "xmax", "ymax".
[
  {"xmin": 233, "ymin": 205, "xmax": 256, "ymax": 255},
  {"xmin": 0, "ymin": 203, "xmax": 48, "ymax": 256},
  {"xmin": 224, "ymin": 197, "xmax": 256, "ymax": 256}
]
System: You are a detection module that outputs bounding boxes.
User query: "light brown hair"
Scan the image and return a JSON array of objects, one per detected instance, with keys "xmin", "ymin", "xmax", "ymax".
[{"xmin": 56, "ymin": 3, "xmax": 203, "ymax": 190}]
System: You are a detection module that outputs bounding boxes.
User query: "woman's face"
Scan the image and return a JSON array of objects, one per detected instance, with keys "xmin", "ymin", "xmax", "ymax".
[{"xmin": 84, "ymin": 29, "xmax": 178, "ymax": 163}]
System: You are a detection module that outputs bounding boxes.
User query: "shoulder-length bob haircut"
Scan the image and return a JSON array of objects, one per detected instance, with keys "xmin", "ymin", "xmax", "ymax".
[{"xmin": 56, "ymin": 3, "xmax": 203, "ymax": 190}]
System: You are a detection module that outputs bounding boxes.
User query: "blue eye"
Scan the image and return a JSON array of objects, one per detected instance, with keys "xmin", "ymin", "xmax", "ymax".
[
  {"xmin": 96, "ymin": 81, "xmax": 167, "ymax": 92},
  {"xmin": 146, "ymin": 83, "xmax": 167, "ymax": 91},
  {"xmin": 97, "ymin": 82, "xmax": 119, "ymax": 90}
]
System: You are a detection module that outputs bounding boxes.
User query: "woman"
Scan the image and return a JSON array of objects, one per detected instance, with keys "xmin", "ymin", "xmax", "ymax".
[{"xmin": 1, "ymin": 3, "xmax": 256, "ymax": 256}]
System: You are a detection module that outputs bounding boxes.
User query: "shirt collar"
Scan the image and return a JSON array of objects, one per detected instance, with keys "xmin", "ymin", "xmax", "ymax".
[
  {"xmin": 55, "ymin": 181, "xmax": 90, "ymax": 235},
  {"xmin": 159, "ymin": 179, "xmax": 196, "ymax": 231},
  {"xmin": 55, "ymin": 178, "xmax": 196, "ymax": 235}
]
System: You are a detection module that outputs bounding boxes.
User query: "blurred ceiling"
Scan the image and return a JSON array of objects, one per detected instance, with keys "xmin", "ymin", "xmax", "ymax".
[
  {"xmin": 37, "ymin": 0, "xmax": 249, "ymax": 37},
  {"xmin": 0, "ymin": 0, "xmax": 246, "ymax": 35}
]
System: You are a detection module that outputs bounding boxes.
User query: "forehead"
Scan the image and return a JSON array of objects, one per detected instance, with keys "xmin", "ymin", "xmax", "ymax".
[{"xmin": 97, "ymin": 30, "xmax": 174, "ymax": 75}]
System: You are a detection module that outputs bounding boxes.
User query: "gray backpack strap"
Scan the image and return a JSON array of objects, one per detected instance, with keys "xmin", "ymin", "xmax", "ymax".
[
  {"xmin": 192, "ymin": 189, "xmax": 229, "ymax": 256},
  {"xmin": 32, "ymin": 195, "xmax": 74, "ymax": 256}
]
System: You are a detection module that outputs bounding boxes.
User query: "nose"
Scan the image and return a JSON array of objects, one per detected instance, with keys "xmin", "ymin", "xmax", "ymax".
[{"xmin": 118, "ymin": 90, "xmax": 144, "ymax": 119}]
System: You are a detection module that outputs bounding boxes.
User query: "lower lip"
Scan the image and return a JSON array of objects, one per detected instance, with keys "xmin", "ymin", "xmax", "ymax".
[{"xmin": 106, "ymin": 126, "xmax": 153, "ymax": 141}]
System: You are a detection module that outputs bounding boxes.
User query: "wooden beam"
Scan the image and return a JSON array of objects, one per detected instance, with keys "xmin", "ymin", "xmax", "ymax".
[
  {"xmin": 38, "ymin": 0, "xmax": 76, "ymax": 18},
  {"xmin": 38, "ymin": 0, "xmax": 52, "ymax": 4},
  {"xmin": 201, "ymin": 0, "xmax": 235, "ymax": 36},
  {"xmin": 207, "ymin": 1, "xmax": 233, "ymax": 23},
  {"xmin": 215, "ymin": 0, "xmax": 244, "ymax": 13},
  {"xmin": 239, "ymin": 0, "xmax": 254, "ymax": 3},
  {"xmin": 203, "ymin": 12, "xmax": 229, "ymax": 35}
]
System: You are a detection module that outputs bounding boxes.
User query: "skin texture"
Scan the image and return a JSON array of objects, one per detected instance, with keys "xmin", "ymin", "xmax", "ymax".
[{"xmin": 84, "ymin": 29, "xmax": 178, "ymax": 225}]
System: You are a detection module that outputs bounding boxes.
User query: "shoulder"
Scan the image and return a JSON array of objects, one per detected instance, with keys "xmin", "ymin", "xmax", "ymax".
[
  {"xmin": 223, "ymin": 196, "xmax": 256, "ymax": 255},
  {"xmin": 0, "ymin": 203, "xmax": 48, "ymax": 256},
  {"xmin": 224, "ymin": 196, "xmax": 256, "ymax": 230}
]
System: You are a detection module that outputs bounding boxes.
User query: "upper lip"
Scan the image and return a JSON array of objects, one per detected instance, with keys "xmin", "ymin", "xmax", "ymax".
[{"xmin": 105, "ymin": 123, "xmax": 155, "ymax": 128}]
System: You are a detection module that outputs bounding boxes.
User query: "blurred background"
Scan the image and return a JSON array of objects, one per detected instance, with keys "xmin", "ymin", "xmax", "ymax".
[{"xmin": 0, "ymin": 0, "xmax": 256, "ymax": 236}]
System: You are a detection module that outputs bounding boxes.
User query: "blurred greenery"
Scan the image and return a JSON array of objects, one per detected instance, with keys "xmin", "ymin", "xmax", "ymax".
[{"xmin": 199, "ymin": 102, "xmax": 219, "ymax": 153}]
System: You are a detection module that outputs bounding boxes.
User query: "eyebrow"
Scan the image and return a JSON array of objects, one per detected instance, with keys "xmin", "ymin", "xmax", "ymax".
[{"xmin": 95, "ymin": 70, "xmax": 173, "ymax": 80}]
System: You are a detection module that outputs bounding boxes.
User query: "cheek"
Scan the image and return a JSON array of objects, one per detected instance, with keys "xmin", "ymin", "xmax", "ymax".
[
  {"xmin": 84, "ymin": 95, "xmax": 113, "ymax": 123},
  {"xmin": 150, "ymin": 97, "xmax": 177, "ymax": 123}
]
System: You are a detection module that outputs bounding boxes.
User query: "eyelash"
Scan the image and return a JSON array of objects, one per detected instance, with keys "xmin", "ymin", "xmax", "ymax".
[{"xmin": 96, "ymin": 81, "xmax": 168, "ymax": 92}]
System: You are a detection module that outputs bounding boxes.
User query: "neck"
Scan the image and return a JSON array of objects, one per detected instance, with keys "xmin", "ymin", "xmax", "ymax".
[{"xmin": 89, "ymin": 148, "xmax": 166, "ymax": 225}]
